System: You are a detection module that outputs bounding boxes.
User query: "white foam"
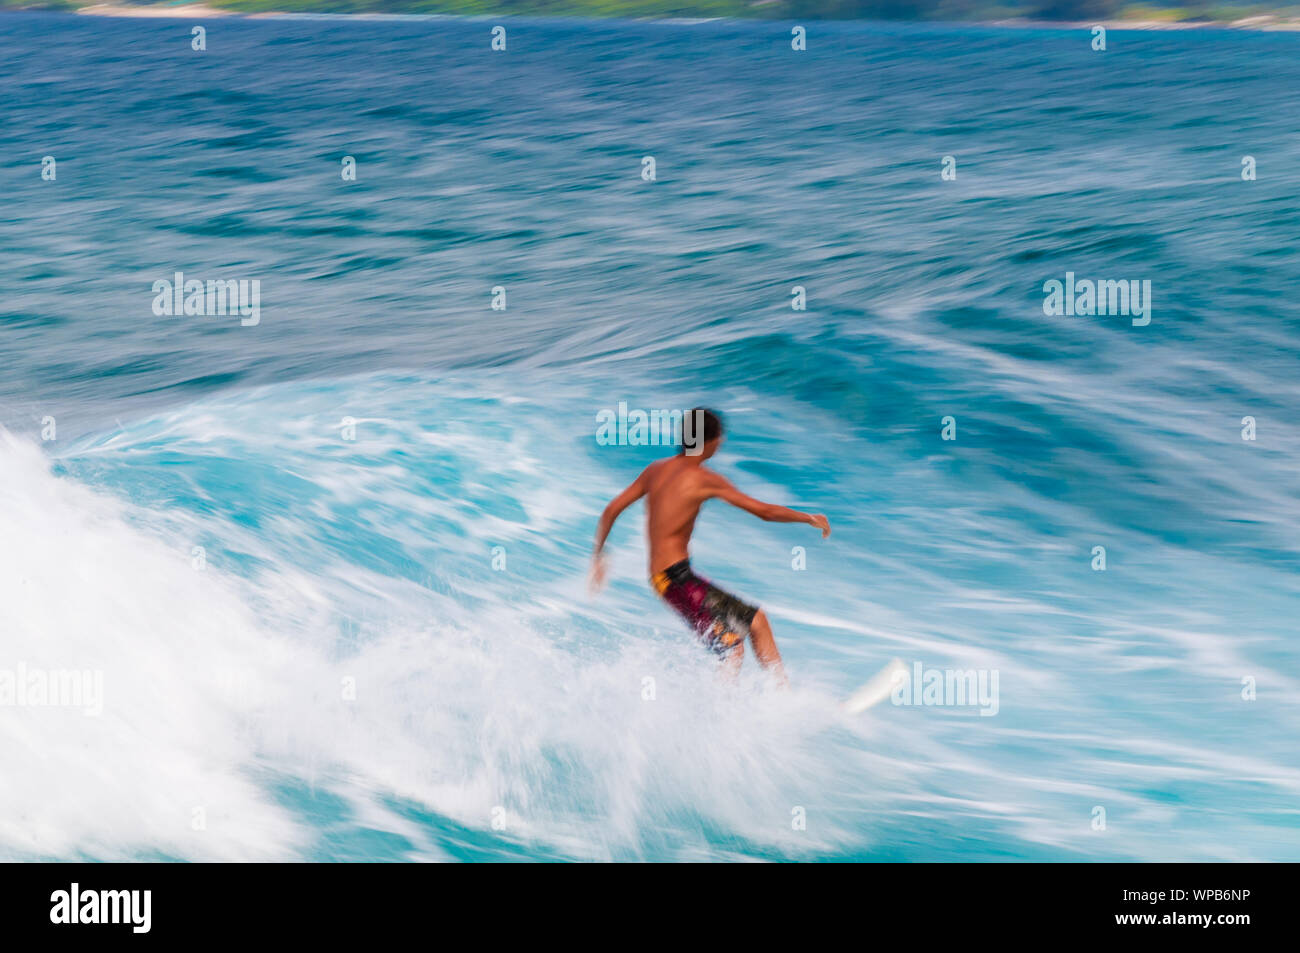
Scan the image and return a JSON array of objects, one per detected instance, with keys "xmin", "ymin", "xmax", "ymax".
[
  {"xmin": 0, "ymin": 426, "xmax": 889, "ymax": 861},
  {"xmin": 0, "ymin": 432, "xmax": 303, "ymax": 860}
]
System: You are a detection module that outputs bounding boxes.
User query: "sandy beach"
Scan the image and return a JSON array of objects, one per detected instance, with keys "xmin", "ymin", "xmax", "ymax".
[
  {"xmin": 63, "ymin": 7, "xmax": 1300, "ymax": 29},
  {"xmin": 77, "ymin": 3, "xmax": 235, "ymax": 16}
]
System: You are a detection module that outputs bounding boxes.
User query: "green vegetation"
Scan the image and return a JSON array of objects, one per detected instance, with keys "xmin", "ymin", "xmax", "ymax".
[{"xmin": 1, "ymin": 0, "xmax": 1295, "ymax": 23}]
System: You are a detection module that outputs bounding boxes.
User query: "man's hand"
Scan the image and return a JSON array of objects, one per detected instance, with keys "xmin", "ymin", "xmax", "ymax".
[
  {"xmin": 710, "ymin": 475, "xmax": 831, "ymax": 538},
  {"xmin": 592, "ymin": 467, "xmax": 651, "ymax": 594},
  {"xmin": 588, "ymin": 552, "xmax": 609, "ymax": 595}
]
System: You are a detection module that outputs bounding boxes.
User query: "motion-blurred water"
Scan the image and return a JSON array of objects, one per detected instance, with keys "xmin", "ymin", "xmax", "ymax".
[{"xmin": 2, "ymin": 13, "xmax": 1298, "ymax": 861}]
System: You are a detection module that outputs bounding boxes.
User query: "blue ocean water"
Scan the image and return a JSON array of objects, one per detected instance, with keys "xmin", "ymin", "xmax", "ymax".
[{"xmin": 2, "ymin": 13, "xmax": 1299, "ymax": 862}]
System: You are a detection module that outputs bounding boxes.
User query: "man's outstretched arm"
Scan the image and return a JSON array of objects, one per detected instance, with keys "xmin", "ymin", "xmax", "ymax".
[
  {"xmin": 711, "ymin": 475, "xmax": 831, "ymax": 538},
  {"xmin": 590, "ymin": 467, "xmax": 650, "ymax": 591}
]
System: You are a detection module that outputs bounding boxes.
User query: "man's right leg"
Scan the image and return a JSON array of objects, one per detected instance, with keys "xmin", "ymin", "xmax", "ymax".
[{"xmin": 748, "ymin": 610, "xmax": 789, "ymax": 687}]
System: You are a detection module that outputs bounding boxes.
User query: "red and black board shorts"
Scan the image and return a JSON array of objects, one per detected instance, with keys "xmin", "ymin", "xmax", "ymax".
[{"xmin": 650, "ymin": 558, "xmax": 759, "ymax": 656}]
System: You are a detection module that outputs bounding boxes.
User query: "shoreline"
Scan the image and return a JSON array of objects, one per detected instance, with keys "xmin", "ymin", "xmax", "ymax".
[
  {"xmin": 42, "ymin": 4, "xmax": 1300, "ymax": 32},
  {"xmin": 77, "ymin": 3, "xmax": 235, "ymax": 15}
]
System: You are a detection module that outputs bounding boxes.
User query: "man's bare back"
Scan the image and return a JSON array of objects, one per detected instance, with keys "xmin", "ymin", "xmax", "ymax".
[
  {"xmin": 641, "ymin": 454, "xmax": 720, "ymax": 574},
  {"xmin": 590, "ymin": 409, "xmax": 829, "ymax": 680}
]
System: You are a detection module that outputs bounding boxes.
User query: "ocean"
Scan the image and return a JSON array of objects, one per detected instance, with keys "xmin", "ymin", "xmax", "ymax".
[{"xmin": 1, "ymin": 13, "xmax": 1298, "ymax": 861}]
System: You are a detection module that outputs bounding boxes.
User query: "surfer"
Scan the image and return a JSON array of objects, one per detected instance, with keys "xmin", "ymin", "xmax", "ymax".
[{"xmin": 590, "ymin": 409, "xmax": 830, "ymax": 682}]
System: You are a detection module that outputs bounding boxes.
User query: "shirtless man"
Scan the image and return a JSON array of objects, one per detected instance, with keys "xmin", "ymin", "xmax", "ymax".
[{"xmin": 590, "ymin": 408, "xmax": 830, "ymax": 682}]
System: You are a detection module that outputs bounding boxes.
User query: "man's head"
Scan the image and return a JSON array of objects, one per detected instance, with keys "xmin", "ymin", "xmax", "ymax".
[{"xmin": 682, "ymin": 407, "xmax": 723, "ymax": 459}]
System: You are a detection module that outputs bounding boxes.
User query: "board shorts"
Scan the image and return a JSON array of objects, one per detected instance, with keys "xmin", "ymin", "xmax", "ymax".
[{"xmin": 650, "ymin": 559, "xmax": 759, "ymax": 656}]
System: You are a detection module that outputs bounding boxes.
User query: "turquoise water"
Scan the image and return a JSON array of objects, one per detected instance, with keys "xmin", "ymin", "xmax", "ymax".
[{"xmin": 1, "ymin": 14, "xmax": 1298, "ymax": 861}]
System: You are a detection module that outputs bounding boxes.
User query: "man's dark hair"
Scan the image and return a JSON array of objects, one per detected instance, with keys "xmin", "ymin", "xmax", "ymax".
[
  {"xmin": 696, "ymin": 408, "xmax": 723, "ymax": 443},
  {"xmin": 682, "ymin": 407, "xmax": 723, "ymax": 453}
]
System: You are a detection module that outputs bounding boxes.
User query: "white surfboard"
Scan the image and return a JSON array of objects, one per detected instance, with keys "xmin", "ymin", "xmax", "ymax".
[{"xmin": 842, "ymin": 658, "xmax": 907, "ymax": 714}]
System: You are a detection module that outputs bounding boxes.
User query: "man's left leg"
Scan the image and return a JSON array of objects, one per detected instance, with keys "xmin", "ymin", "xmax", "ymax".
[{"xmin": 720, "ymin": 640, "xmax": 744, "ymax": 681}]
